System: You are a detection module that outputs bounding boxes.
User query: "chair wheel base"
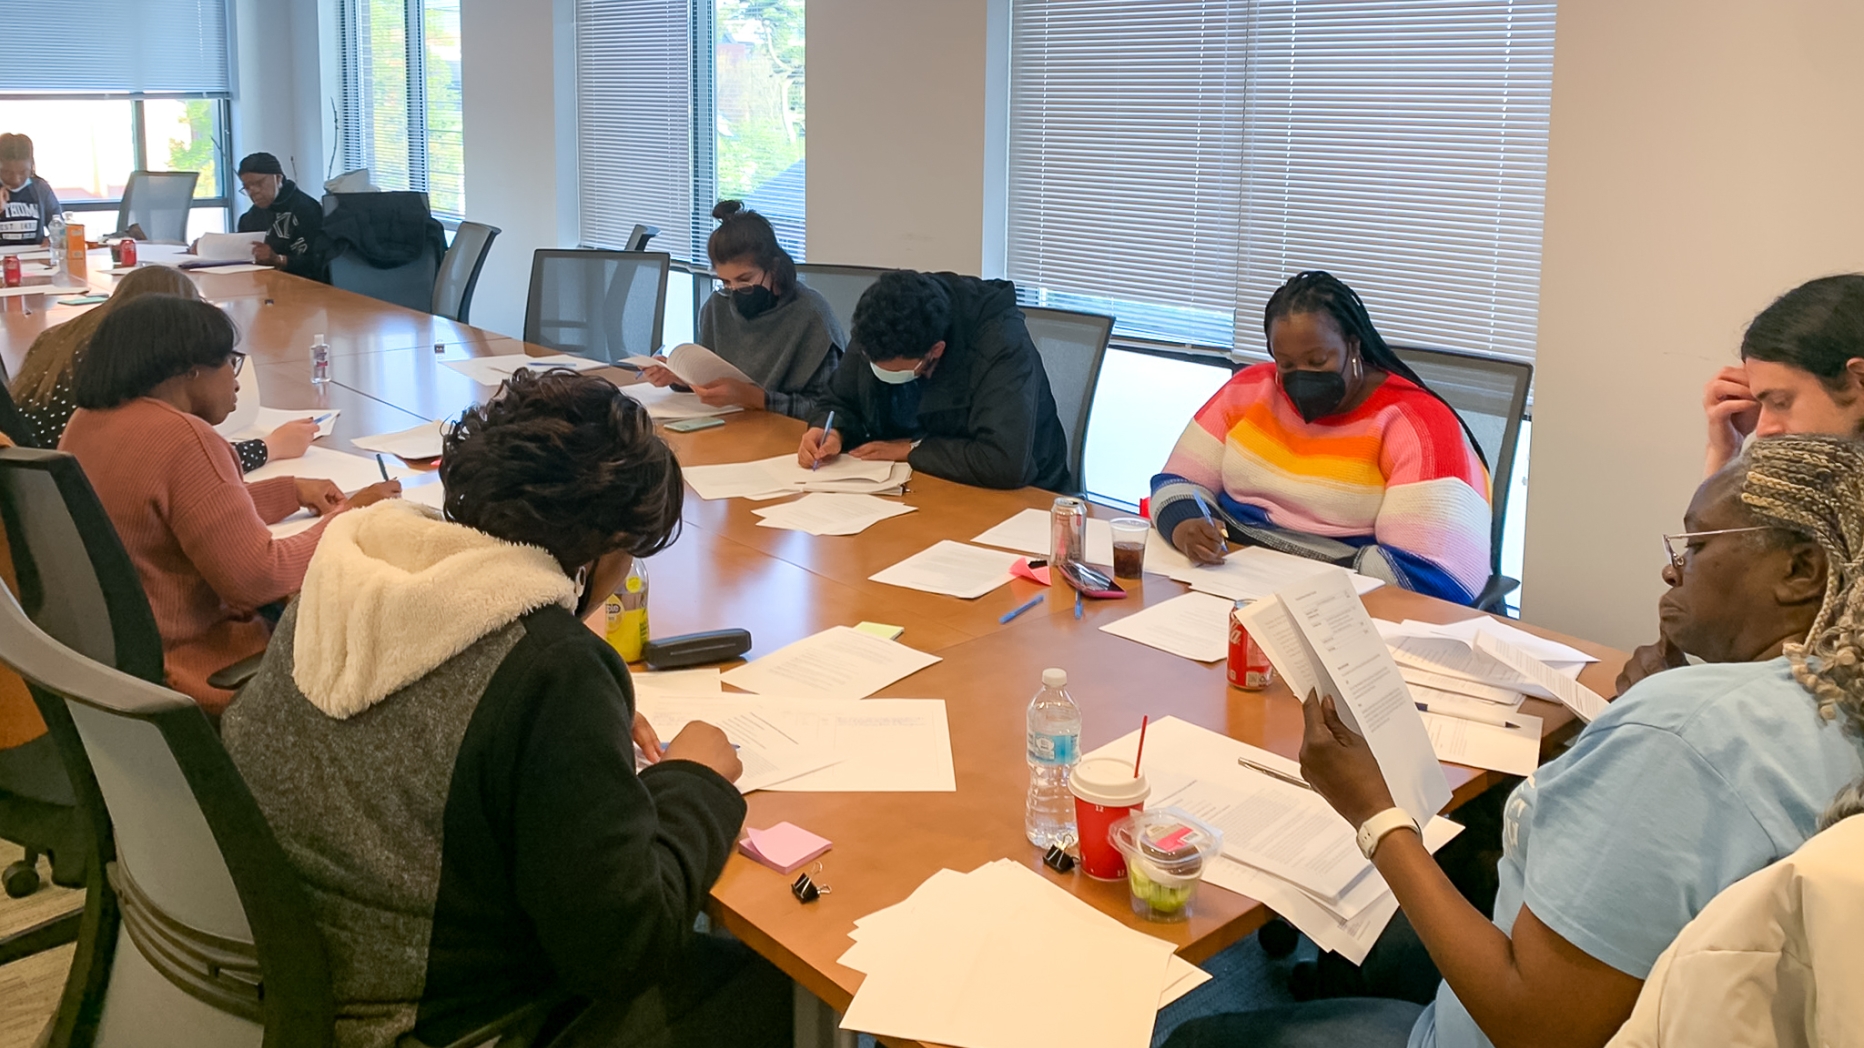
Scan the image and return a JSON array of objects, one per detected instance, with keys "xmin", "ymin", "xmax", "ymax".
[
  {"xmin": 3, "ymin": 860, "xmax": 41, "ymax": 898},
  {"xmin": 1258, "ymin": 917, "xmax": 1300, "ymax": 958}
]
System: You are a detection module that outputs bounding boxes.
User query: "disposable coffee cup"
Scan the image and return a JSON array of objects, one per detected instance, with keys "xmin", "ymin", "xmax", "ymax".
[{"xmin": 1069, "ymin": 757, "xmax": 1150, "ymax": 880}]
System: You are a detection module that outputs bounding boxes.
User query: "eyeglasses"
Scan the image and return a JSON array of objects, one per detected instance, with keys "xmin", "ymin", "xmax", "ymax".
[
  {"xmin": 227, "ymin": 352, "xmax": 246, "ymax": 376},
  {"xmin": 1661, "ymin": 527, "xmax": 1772, "ymax": 571}
]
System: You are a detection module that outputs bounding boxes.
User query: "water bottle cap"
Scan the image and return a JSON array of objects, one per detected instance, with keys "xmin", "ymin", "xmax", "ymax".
[
  {"xmin": 1042, "ymin": 668, "xmax": 1067, "ymax": 688},
  {"xmin": 313, "ymin": 333, "xmax": 325, "ymax": 342}
]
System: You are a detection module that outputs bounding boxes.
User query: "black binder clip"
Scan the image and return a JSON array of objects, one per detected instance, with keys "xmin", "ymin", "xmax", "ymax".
[
  {"xmin": 791, "ymin": 866, "xmax": 831, "ymax": 904},
  {"xmin": 1042, "ymin": 842, "xmax": 1076, "ymax": 874}
]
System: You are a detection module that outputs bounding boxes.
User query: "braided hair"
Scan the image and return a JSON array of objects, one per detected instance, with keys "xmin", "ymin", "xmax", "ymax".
[
  {"xmin": 1738, "ymin": 434, "xmax": 1864, "ymax": 827},
  {"xmin": 1263, "ymin": 271, "xmax": 1488, "ymax": 469}
]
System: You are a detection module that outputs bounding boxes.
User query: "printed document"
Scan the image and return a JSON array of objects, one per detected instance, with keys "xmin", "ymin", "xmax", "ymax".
[
  {"xmin": 721, "ymin": 625, "xmax": 941, "ymax": 700},
  {"xmin": 617, "ymin": 342, "xmax": 753, "ymax": 386},
  {"xmin": 349, "ymin": 419, "xmax": 448, "ymax": 459},
  {"xmin": 868, "ymin": 540, "xmax": 1021, "ymax": 599},
  {"xmin": 1098, "ymin": 592, "xmax": 1234, "ymax": 663},
  {"xmin": 751, "ymin": 493, "xmax": 917, "ymax": 536}
]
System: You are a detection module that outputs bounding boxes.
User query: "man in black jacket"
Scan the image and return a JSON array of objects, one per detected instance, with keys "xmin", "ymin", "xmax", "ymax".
[
  {"xmin": 797, "ymin": 270, "xmax": 1070, "ymax": 491},
  {"xmin": 233, "ymin": 151, "xmax": 327, "ymax": 281}
]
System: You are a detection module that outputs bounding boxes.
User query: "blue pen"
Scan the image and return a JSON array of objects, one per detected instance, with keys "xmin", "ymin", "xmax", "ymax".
[
  {"xmin": 1190, "ymin": 489, "xmax": 1229, "ymax": 555},
  {"xmin": 375, "ymin": 453, "xmax": 391, "ymax": 482},
  {"xmin": 999, "ymin": 593, "xmax": 1044, "ymax": 624},
  {"xmin": 1073, "ymin": 589, "xmax": 1083, "ymax": 620},
  {"xmin": 814, "ymin": 410, "xmax": 836, "ymax": 471},
  {"xmin": 658, "ymin": 742, "xmax": 739, "ymax": 751},
  {"xmin": 311, "ymin": 412, "xmax": 334, "ymax": 427}
]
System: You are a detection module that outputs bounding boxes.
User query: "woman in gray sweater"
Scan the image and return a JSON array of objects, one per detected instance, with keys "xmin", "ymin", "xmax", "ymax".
[{"xmin": 641, "ymin": 200, "xmax": 844, "ymax": 419}]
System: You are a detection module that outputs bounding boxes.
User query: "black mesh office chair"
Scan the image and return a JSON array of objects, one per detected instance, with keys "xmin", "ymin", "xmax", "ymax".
[
  {"xmin": 1391, "ymin": 346, "xmax": 1534, "ymax": 614},
  {"xmin": 793, "ymin": 263, "xmax": 890, "ymax": 336},
  {"xmin": 432, "ymin": 222, "xmax": 501, "ymax": 323},
  {"xmin": 1021, "ymin": 306, "xmax": 1114, "ymax": 496},
  {"xmin": 523, "ymin": 249, "xmax": 669, "ymax": 364},
  {"xmin": 114, "ymin": 171, "xmax": 199, "ymax": 245},
  {"xmin": 325, "ymin": 192, "xmax": 448, "ymax": 312}
]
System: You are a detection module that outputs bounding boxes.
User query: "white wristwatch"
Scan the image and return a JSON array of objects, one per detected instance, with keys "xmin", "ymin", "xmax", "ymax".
[{"xmin": 1356, "ymin": 807, "xmax": 1420, "ymax": 859}]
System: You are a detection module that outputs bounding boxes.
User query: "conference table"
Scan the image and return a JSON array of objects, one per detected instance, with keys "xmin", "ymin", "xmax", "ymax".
[{"xmin": 0, "ymin": 258, "xmax": 1630, "ymax": 1045}]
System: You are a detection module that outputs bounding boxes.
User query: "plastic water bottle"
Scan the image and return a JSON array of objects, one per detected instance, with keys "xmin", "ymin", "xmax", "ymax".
[
  {"xmin": 46, "ymin": 213, "xmax": 66, "ymax": 278},
  {"xmin": 1025, "ymin": 667, "xmax": 1082, "ymax": 847},
  {"xmin": 310, "ymin": 333, "xmax": 331, "ymax": 385}
]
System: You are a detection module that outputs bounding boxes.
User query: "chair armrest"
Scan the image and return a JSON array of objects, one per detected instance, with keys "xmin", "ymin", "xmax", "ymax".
[
  {"xmin": 1473, "ymin": 574, "xmax": 1521, "ymax": 616},
  {"xmin": 206, "ymin": 653, "xmax": 267, "ymax": 692},
  {"xmin": 397, "ymin": 995, "xmax": 575, "ymax": 1048}
]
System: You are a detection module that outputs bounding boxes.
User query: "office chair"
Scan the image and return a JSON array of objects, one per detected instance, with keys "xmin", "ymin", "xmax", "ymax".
[
  {"xmin": 1391, "ymin": 346, "xmax": 1534, "ymax": 614},
  {"xmin": 114, "ymin": 172, "xmax": 199, "ymax": 245},
  {"xmin": 523, "ymin": 249, "xmax": 669, "ymax": 364},
  {"xmin": 793, "ymin": 263, "xmax": 891, "ymax": 336},
  {"xmin": 625, "ymin": 224, "xmax": 659, "ymax": 252},
  {"xmin": 432, "ymin": 221, "xmax": 501, "ymax": 323},
  {"xmin": 324, "ymin": 192, "xmax": 447, "ymax": 313},
  {"xmin": 1021, "ymin": 306, "xmax": 1114, "ymax": 496}
]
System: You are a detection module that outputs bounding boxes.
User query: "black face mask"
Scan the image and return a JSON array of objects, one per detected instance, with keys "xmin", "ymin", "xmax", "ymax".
[
  {"xmin": 728, "ymin": 284, "xmax": 778, "ymax": 320},
  {"xmin": 1281, "ymin": 368, "xmax": 1350, "ymax": 423}
]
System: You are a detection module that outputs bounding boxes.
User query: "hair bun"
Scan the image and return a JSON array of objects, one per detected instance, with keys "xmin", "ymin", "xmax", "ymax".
[{"xmin": 712, "ymin": 199, "xmax": 746, "ymax": 222}]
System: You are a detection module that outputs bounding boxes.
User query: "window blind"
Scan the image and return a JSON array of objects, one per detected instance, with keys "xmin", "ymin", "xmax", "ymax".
[
  {"xmin": 1233, "ymin": 1, "xmax": 1555, "ymax": 365},
  {"xmin": 0, "ymin": 0, "xmax": 232, "ymax": 97},
  {"xmin": 1006, "ymin": 0, "xmax": 1250, "ymax": 347},
  {"xmin": 576, "ymin": 0, "xmax": 698, "ymax": 259}
]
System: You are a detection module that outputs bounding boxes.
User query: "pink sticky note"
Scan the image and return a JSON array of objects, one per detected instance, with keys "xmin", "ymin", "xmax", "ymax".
[
  {"xmin": 738, "ymin": 822, "xmax": 833, "ymax": 874},
  {"xmin": 1011, "ymin": 559, "xmax": 1052, "ymax": 586}
]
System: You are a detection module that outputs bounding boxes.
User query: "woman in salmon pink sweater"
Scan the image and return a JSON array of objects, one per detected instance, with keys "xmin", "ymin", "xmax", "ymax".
[{"xmin": 59, "ymin": 294, "xmax": 400, "ymax": 712}]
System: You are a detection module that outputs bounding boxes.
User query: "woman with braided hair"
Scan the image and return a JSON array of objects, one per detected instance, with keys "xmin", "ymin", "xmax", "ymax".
[
  {"xmin": 1151, "ymin": 271, "xmax": 1493, "ymax": 604},
  {"xmin": 1166, "ymin": 434, "xmax": 1864, "ymax": 1048}
]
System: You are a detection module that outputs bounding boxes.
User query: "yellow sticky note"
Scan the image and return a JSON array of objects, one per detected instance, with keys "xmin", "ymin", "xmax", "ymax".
[{"xmin": 853, "ymin": 621, "xmax": 905, "ymax": 640}]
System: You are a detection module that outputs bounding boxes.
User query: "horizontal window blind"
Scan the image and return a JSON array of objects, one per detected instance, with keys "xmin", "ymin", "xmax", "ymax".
[
  {"xmin": 1, "ymin": 0, "xmax": 232, "ymax": 97},
  {"xmin": 577, "ymin": 0, "xmax": 698, "ymax": 258},
  {"xmin": 1233, "ymin": 0, "xmax": 1555, "ymax": 365},
  {"xmin": 1007, "ymin": 0, "xmax": 1250, "ymax": 346}
]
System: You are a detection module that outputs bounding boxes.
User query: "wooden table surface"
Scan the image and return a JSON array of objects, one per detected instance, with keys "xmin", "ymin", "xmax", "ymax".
[{"xmin": 1, "ymin": 261, "xmax": 1632, "ymax": 1042}]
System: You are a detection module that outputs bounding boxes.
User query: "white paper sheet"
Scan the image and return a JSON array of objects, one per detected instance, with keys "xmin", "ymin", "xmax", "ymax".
[
  {"xmin": 348, "ymin": 420, "xmax": 448, "ymax": 459},
  {"xmin": 682, "ymin": 454, "xmax": 904, "ymax": 500},
  {"xmin": 618, "ymin": 343, "xmax": 754, "ymax": 386},
  {"xmin": 762, "ymin": 699, "xmax": 956, "ymax": 792},
  {"xmin": 0, "ymin": 284, "xmax": 87, "ymax": 298},
  {"xmin": 1276, "ymin": 573, "xmax": 1451, "ymax": 825},
  {"xmin": 1474, "ymin": 633, "xmax": 1611, "ymax": 722},
  {"xmin": 1168, "ymin": 545, "xmax": 1384, "ymax": 602},
  {"xmin": 720, "ymin": 626, "xmax": 941, "ymax": 700},
  {"xmin": 615, "ymin": 382, "xmax": 746, "ymax": 420},
  {"xmin": 254, "ymin": 447, "xmax": 415, "ymax": 536},
  {"xmin": 868, "ymin": 540, "xmax": 1021, "ymax": 599},
  {"xmin": 1419, "ymin": 710, "xmax": 1543, "ymax": 776},
  {"xmin": 632, "ymin": 697, "xmax": 842, "ymax": 793},
  {"xmin": 187, "ymin": 263, "xmax": 274, "ymax": 275},
  {"xmin": 1150, "ymin": 773, "xmax": 1369, "ymax": 901},
  {"xmin": 193, "ymin": 230, "xmax": 266, "ymax": 260},
  {"xmin": 221, "ymin": 407, "xmax": 340, "ymax": 443},
  {"xmin": 968, "ymin": 507, "xmax": 1117, "ymax": 566},
  {"xmin": 1427, "ymin": 616, "xmax": 1598, "ymax": 667},
  {"xmin": 1097, "ymin": 592, "xmax": 1234, "ymax": 663},
  {"xmin": 1397, "ymin": 664, "xmax": 1525, "ymax": 707},
  {"xmin": 750, "ymin": 493, "xmax": 917, "ymax": 536},
  {"xmin": 441, "ymin": 353, "xmax": 608, "ymax": 385},
  {"xmin": 629, "ymin": 667, "xmax": 722, "ymax": 697}
]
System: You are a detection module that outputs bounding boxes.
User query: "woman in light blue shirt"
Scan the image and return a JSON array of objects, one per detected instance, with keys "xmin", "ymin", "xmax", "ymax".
[{"xmin": 1166, "ymin": 434, "xmax": 1864, "ymax": 1048}]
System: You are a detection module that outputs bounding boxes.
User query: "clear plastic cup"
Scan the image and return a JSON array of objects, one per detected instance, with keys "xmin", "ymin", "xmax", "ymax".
[
  {"xmin": 1109, "ymin": 517, "xmax": 1149, "ymax": 578},
  {"xmin": 1108, "ymin": 807, "xmax": 1223, "ymax": 922}
]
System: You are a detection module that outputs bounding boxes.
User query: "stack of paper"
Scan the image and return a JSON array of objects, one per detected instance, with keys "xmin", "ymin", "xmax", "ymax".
[
  {"xmin": 349, "ymin": 419, "xmax": 448, "ymax": 460},
  {"xmin": 1084, "ymin": 717, "xmax": 1462, "ymax": 964},
  {"xmin": 751, "ymin": 493, "xmax": 917, "ymax": 535},
  {"xmin": 838, "ymin": 859, "xmax": 1208, "ymax": 1048},
  {"xmin": 252, "ymin": 447, "xmax": 416, "ymax": 537},
  {"xmin": 441, "ymin": 353, "xmax": 608, "ymax": 385},
  {"xmin": 868, "ymin": 540, "xmax": 1022, "ymax": 599},
  {"xmin": 682, "ymin": 454, "xmax": 910, "ymax": 500},
  {"xmin": 1098, "ymin": 592, "xmax": 1235, "ymax": 662},
  {"xmin": 1377, "ymin": 618, "xmax": 1608, "ymax": 722},
  {"xmin": 635, "ymin": 693, "xmax": 957, "ymax": 792},
  {"xmin": 615, "ymin": 382, "xmax": 745, "ymax": 420},
  {"xmin": 1164, "ymin": 544, "xmax": 1384, "ymax": 602},
  {"xmin": 970, "ymin": 507, "xmax": 1117, "ymax": 567},
  {"xmin": 721, "ymin": 626, "xmax": 941, "ymax": 700}
]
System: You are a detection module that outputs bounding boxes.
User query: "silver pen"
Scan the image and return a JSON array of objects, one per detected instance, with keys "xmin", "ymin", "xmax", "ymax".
[{"xmin": 1237, "ymin": 756, "xmax": 1313, "ymax": 791}]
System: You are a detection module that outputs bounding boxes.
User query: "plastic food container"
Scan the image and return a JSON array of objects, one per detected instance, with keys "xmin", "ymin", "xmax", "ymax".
[{"xmin": 1108, "ymin": 807, "xmax": 1223, "ymax": 922}]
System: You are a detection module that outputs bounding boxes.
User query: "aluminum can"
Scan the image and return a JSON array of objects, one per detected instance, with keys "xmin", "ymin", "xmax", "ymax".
[
  {"xmin": 1228, "ymin": 599, "xmax": 1275, "ymax": 691},
  {"xmin": 1050, "ymin": 496, "xmax": 1086, "ymax": 567}
]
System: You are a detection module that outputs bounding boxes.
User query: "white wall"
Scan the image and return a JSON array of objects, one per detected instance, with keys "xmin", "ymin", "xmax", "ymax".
[
  {"xmin": 806, "ymin": 0, "xmax": 995, "ymax": 273},
  {"xmin": 1519, "ymin": 0, "xmax": 1864, "ymax": 648},
  {"xmin": 230, "ymin": 0, "xmax": 330, "ymax": 191}
]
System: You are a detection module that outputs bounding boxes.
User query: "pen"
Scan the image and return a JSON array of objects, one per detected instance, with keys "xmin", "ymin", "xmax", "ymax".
[
  {"xmin": 814, "ymin": 410, "xmax": 836, "ymax": 471},
  {"xmin": 1237, "ymin": 757, "xmax": 1313, "ymax": 791},
  {"xmin": 375, "ymin": 453, "xmax": 391, "ymax": 482},
  {"xmin": 1073, "ymin": 589, "xmax": 1083, "ymax": 620},
  {"xmin": 1414, "ymin": 701, "xmax": 1520, "ymax": 730},
  {"xmin": 311, "ymin": 412, "xmax": 334, "ymax": 426},
  {"xmin": 1190, "ymin": 489, "xmax": 1229, "ymax": 555},
  {"xmin": 999, "ymin": 594, "xmax": 1044, "ymax": 624}
]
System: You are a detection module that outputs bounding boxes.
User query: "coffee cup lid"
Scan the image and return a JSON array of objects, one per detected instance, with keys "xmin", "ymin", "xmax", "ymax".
[{"xmin": 1069, "ymin": 756, "xmax": 1150, "ymax": 806}]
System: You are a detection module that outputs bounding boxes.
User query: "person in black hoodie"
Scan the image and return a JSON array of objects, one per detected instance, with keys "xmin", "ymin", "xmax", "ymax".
[
  {"xmin": 223, "ymin": 370, "xmax": 790, "ymax": 1048},
  {"xmin": 797, "ymin": 269, "xmax": 1071, "ymax": 491},
  {"xmin": 232, "ymin": 151, "xmax": 328, "ymax": 281}
]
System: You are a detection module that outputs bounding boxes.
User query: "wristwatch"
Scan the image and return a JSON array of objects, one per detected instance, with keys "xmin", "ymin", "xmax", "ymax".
[{"xmin": 1356, "ymin": 807, "xmax": 1420, "ymax": 860}]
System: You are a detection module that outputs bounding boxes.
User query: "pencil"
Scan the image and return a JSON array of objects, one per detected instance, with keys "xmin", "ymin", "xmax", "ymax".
[{"xmin": 1073, "ymin": 589, "xmax": 1083, "ymax": 620}]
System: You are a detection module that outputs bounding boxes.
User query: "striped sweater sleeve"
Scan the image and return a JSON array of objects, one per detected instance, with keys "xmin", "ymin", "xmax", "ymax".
[
  {"xmin": 1352, "ymin": 401, "xmax": 1493, "ymax": 604},
  {"xmin": 166, "ymin": 426, "xmax": 331, "ymax": 612}
]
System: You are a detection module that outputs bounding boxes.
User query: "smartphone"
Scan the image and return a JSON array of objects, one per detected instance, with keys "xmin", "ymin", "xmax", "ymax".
[{"xmin": 664, "ymin": 416, "xmax": 726, "ymax": 433}]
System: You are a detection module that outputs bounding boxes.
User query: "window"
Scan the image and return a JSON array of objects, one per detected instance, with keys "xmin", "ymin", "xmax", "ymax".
[
  {"xmin": 338, "ymin": 0, "xmax": 466, "ymax": 219},
  {"xmin": 576, "ymin": 0, "xmax": 806, "ymax": 264},
  {"xmin": 1006, "ymin": 0, "xmax": 1555, "ymax": 366}
]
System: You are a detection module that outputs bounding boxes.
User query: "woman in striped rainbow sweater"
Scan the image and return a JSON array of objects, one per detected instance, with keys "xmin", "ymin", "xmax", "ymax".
[{"xmin": 1151, "ymin": 271, "xmax": 1492, "ymax": 605}]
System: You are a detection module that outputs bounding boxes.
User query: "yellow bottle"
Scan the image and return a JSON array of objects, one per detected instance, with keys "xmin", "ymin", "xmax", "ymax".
[{"xmin": 604, "ymin": 560, "xmax": 649, "ymax": 662}]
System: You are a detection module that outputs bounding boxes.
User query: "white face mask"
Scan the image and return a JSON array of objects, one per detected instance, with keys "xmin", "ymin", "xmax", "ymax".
[{"xmin": 870, "ymin": 361, "xmax": 921, "ymax": 385}]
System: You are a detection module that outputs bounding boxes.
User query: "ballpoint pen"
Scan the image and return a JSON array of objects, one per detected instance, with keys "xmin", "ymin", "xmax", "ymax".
[
  {"xmin": 1237, "ymin": 757, "xmax": 1312, "ymax": 790},
  {"xmin": 999, "ymin": 594, "xmax": 1044, "ymax": 624},
  {"xmin": 814, "ymin": 410, "xmax": 836, "ymax": 471},
  {"xmin": 1073, "ymin": 589, "xmax": 1083, "ymax": 620},
  {"xmin": 375, "ymin": 453, "xmax": 391, "ymax": 482},
  {"xmin": 1190, "ymin": 489, "xmax": 1229, "ymax": 555},
  {"xmin": 1414, "ymin": 701, "xmax": 1520, "ymax": 730}
]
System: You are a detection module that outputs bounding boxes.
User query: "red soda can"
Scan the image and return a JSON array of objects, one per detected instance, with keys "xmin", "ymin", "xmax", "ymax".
[
  {"xmin": 119, "ymin": 238, "xmax": 137, "ymax": 267},
  {"xmin": 2, "ymin": 254, "xmax": 19, "ymax": 288},
  {"xmin": 1228, "ymin": 599, "xmax": 1275, "ymax": 691}
]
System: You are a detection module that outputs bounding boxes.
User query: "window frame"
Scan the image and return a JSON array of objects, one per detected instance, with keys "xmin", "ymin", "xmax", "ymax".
[
  {"xmin": 14, "ymin": 96, "xmax": 236, "ymax": 232},
  {"xmin": 337, "ymin": 0, "xmax": 464, "ymax": 220}
]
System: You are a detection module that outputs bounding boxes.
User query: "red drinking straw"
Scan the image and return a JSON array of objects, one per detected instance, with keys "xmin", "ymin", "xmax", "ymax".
[{"xmin": 1133, "ymin": 715, "xmax": 1149, "ymax": 778}]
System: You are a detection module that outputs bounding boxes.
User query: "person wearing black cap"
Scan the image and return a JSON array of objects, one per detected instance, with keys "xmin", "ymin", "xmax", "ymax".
[{"xmin": 233, "ymin": 152, "xmax": 327, "ymax": 282}]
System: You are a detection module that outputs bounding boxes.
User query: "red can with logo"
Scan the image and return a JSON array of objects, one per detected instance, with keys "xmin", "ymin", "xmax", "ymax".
[
  {"xmin": 119, "ymin": 238, "xmax": 137, "ymax": 267},
  {"xmin": 1228, "ymin": 599, "xmax": 1275, "ymax": 691},
  {"xmin": 2, "ymin": 255, "xmax": 19, "ymax": 288}
]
